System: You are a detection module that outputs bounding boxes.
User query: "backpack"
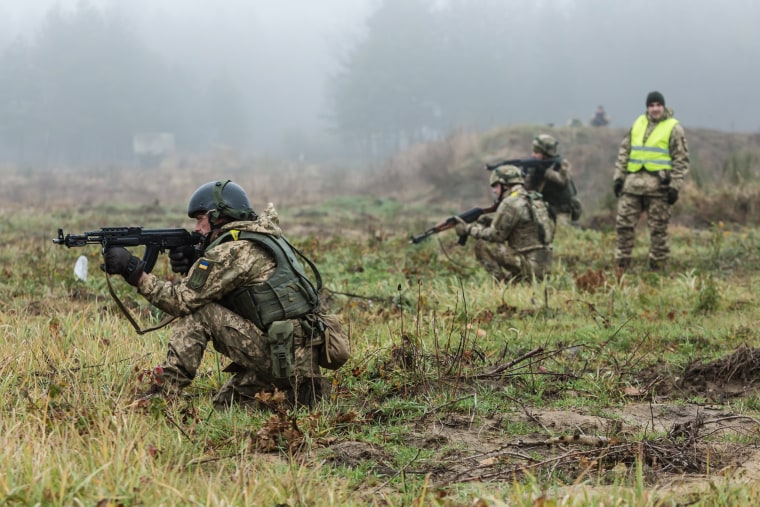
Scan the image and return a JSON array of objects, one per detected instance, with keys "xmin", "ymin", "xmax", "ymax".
[
  {"xmin": 535, "ymin": 162, "xmax": 582, "ymax": 220},
  {"xmin": 527, "ymin": 191, "xmax": 556, "ymax": 245}
]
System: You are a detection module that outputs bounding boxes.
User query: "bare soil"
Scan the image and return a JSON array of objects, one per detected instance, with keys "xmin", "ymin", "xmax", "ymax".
[{"xmin": 304, "ymin": 347, "xmax": 760, "ymax": 500}]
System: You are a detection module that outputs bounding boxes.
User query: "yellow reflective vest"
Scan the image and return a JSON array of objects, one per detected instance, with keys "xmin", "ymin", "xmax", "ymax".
[{"xmin": 626, "ymin": 115, "xmax": 679, "ymax": 172}]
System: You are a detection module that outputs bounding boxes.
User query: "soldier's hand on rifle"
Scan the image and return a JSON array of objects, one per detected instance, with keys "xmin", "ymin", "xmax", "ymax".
[
  {"xmin": 169, "ymin": 245, "xmax": 197, "ymax": 275},
  {"xmin": 454, "ymin": 217, "xmax": 470, "ymax": 237},
  {"xmin": 613, "ymin": 178, "xmax": 624, "ymax": 198},
  {"xmin": 102, "ymin": 247, "xmax": 145, "ymax": 286}
]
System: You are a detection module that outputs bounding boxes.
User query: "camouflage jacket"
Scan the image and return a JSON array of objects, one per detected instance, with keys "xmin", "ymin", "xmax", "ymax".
[
  {"xmin": 467, "ymin": 185, "xmax": 548, "ymax": 252},
  {"xmin": 137, "ymin": 204, "xmax": 282, "ymax": 317},
  {"xmin": 613, "ymin": 108, "xmax": 690, "ymax": 195}
]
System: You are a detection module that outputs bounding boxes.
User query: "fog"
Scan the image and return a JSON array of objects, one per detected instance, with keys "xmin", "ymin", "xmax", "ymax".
[{"xmin": 1, "ymin": 0, "xmax": 758, "ymax": 165}]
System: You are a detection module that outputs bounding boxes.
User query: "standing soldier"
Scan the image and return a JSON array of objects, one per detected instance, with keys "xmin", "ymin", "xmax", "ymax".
[
  {"xmin": 613, "ymin": 91, "xmax": 689, "ymax": 271},
  {"xmin": 525, "ymin": 134, "xmax": 583, "ymax": 225},
  {"xmin": 455, "ymin": 165, "xmax": 555, "ymax": 282}
]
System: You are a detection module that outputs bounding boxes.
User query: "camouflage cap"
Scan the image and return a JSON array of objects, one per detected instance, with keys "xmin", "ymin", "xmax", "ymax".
[
  {"xmin": 490, "ymin": 165, "xmax": 524, "ymax": 186},
  {"xmin": 532, "ymin": 134, "xmax": 559, "ymax": 157}
]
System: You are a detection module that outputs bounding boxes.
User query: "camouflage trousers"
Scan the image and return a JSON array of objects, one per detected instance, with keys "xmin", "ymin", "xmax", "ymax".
[
  {"xmin": 474, "ymin": 240, "xmax": 552, "ymax": 282},
  {"xmin": 159, "ymin": 303, "xmax": 321, "ymax": 408},
  {"xmin": 615, "ymin": 193, "xmax": 671, "ymax": 265}
]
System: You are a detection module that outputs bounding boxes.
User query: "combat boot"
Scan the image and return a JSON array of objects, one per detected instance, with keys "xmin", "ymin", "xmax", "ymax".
[
  {"xmin": 294, "ymin": 377, "xmax": 325, "ymax": 408},
  {"xmin": 649, "ymin": 259, "xmax": 665, "ymax": 271}
]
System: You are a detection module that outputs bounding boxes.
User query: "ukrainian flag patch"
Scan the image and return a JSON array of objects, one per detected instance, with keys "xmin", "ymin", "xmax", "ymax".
[{"xmin": 188, "ymin": 258, "xmax": 214, "ymax": 290}]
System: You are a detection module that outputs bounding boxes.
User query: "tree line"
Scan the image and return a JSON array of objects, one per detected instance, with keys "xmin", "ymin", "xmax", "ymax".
[{"xmin": 0, "ymin": 4, "xmax": 247, "ymax": 166}]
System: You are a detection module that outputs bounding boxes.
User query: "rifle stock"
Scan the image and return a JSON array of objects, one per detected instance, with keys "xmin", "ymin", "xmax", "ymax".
[{"xmin": 410, "ymin": 203, "xmax": 498, "ymax": 245}]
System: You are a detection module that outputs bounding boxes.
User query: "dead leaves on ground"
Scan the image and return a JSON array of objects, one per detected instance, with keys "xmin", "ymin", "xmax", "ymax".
[{"xmin": 249, "ymin": 390, "xmax": 364, "ymax": 453}]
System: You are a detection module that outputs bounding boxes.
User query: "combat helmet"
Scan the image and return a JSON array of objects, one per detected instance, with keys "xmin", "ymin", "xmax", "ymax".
[
  {"xmin": 490, "ymin": 165, "xmax": 524, "ymax": 186},
  {"xmin": 532, "ymin": 134, "xmax": 559, "ymax": 157},
  {"xmin": 187, "ymin": 180, "xmax": 257, "ymax": 222}
]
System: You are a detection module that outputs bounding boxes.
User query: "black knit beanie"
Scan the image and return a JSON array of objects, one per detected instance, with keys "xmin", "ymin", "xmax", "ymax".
[{"xmin": 646, "ymin": 91, "xmax": 665, "ymax": 106}]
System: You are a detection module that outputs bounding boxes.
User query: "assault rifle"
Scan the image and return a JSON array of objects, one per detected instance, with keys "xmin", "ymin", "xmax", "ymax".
[
  {"xmin": 410, "ymin": 203, "xmax": 498, "ymax": 245},
  {"xmin": 54, "ymin": 227, "xmax": 205, "ymax": 334},
  {"xmin": 53, "ymin": 227, "xmax": 203, "ymax": 273},
  {"xmin": 484, "ymin": 156, "xmax": 562, "ymax": 180}
]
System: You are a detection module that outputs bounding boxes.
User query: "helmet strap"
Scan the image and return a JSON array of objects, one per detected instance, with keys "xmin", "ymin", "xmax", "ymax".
[
  {"xmin": 494, "ymin": 183, "xmax": 506, "ymax": 202},
  {"xmin": 211, "ymin": 180, "xmax": 256, "ymax": 222}
]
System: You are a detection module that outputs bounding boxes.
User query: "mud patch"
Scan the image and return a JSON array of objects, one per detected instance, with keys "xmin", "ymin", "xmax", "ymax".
[
  {"xmin": 323, "ymin": 440, "xmax": 395, "ymax": 475},
  {"xmin": 680, "ymin": 344, "xmax": 760, "ymax": 399},
  {"xmin": 635, "ymin": 345, "xmax": 760, "ymax": 401}
]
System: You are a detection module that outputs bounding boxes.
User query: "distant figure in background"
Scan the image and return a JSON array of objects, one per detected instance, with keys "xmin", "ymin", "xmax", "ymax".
[
  {"xmin": 590, "ymin": 105, "xmax": 610, "ymax": 127},
  {"xmin": 525, "ymin": 134, "xmax": 583, "ymax": 224},
  {"xmin": 613, "ymin": 91, "xmax": 690, "ymax": 271}
]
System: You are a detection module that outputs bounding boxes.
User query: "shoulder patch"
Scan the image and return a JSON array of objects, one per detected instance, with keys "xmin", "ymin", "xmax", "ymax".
[{"xmin": 187, "ymin": 259, "xmax": 216, "ymax": 291}]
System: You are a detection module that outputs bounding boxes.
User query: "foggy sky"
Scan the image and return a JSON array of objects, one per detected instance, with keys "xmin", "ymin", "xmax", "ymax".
[
  {"xmin": 1, "ymin": 0, "xmax": 374, "ymax": 151},
  {"xmin": 1, "ymin": 0, "xmax": 758, "ymax": 161}
]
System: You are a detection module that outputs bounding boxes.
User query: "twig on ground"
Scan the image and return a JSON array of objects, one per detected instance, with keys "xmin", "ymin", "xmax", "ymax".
[
  {"xmin": 372, "ymin": 448, "xmax": 422, "ymax": 494},
  {"xmin": 478, "ymin": 347, "xmax": 545, "ymax": 377}
]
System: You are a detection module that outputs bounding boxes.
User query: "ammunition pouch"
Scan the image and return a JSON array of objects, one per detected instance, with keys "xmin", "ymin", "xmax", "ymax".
[
  {"xmin": 302, "ymin": 313, "xmax": 350, "ymax": 370},
  {"xmin": 268, "ymin": 320, "xmax": 294, "ymax": 379},
  {"xmin": 222, "ymin": 280, "xmax": 317, "ymax": 330}
]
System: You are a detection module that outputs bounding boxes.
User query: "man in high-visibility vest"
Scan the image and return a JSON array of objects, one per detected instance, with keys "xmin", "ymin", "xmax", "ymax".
[{"xmin": 612, "ymin": 91, "xmax": 690, "ymax": 271}]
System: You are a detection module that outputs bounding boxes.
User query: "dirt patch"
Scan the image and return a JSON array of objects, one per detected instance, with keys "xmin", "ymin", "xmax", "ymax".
[
  {"xmin": 303, "ymin": 346, "xmax": 760, "ymax": 494},
  {"xmin": 325, "ymin": 440, "xmax": 395, "ymax": 474},
  {"xmin": 680, "ymin": 344, "xmax": 760, "ymax": 398},
  {"xmin": 635, "ymin": 344, "xmax": 760, "ymax": 402},
  {"xmin": 311, "ymin": 401, "xmax": 760, "ymax": 493}
]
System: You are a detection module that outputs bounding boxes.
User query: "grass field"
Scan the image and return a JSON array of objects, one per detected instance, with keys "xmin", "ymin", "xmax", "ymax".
[{"xmin": 3, "ymin": 149, "xmax": 760, "ymax": 506}]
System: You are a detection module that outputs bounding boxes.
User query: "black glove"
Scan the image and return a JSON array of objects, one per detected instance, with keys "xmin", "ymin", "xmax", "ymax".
[
  {"xmin": 102, "ymin": 247, "xmax": 144, "ymax": 286},
  {"xmin": 613, "ymin": 178, "xmax": 624, "ymax": 198},
  {"xmin": 666, "ymin": 187, "xmax": 679, "ymax": 205},
  {"xmin": 168, "ymin": 245, "xmax": 198, "ymax": 275}
]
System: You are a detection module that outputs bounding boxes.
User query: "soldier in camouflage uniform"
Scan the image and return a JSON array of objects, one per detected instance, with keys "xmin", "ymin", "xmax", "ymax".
[
  {"xmin": 455, "ymin": 165, "xmax": 555, "ymax": 282},
  {"xmin": 525, "ymin": 134, "xmax": 583, "ymax": 224},
  {"xmin": 613, "ymin": 91, "xmax": 689, "ymax": 271},
  {"xmin": 103, "ymin": 180, "xmax": 329, "ymax": 408}
]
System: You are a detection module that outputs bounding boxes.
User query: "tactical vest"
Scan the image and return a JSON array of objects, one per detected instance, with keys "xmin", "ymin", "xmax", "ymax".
[
  {"xmin": 211, "ymin": 230, "xmax": 321, "ymax": 330},
  {"xmin": 627, "ymin": 115, "xmax": 679, "ymax": 173}
]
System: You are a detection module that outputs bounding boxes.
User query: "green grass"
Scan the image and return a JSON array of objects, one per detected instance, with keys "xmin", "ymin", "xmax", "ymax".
[{"xmin": 4, "ymin": 193, "xmax": 760, "ymax": 506}]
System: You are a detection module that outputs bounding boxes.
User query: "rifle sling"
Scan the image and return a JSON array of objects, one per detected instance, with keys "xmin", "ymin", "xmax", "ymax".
[{"xmin": 105, "ymin": 273, "xmax": 175, "ymax": 335}]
